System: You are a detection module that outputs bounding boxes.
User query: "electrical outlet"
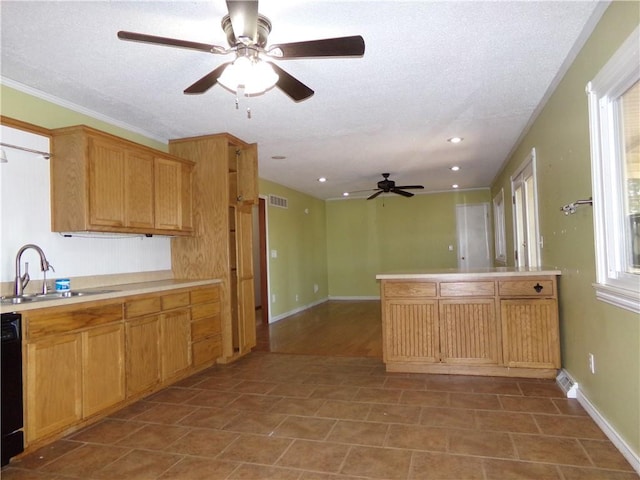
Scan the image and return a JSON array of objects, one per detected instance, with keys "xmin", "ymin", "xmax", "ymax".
[
  {"xmin": 295, "ymin": 294, "xmax": 299, "ymax": 302},
  {"xmin": 588, "ymin": 353, "xmax": 595, "ymax": 374},
  {"xmin": 271, "ymin": 294, "xmax": 276, "ymax": 304}
]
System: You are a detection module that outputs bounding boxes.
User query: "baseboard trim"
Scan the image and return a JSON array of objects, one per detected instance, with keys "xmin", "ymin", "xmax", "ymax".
[
  {"xmin": 557, "ymin": 369, "xmax": 640, "ymax": 475},
  {"xmin": 269, "ymin": 298, "xmax": 328, "ymax": 323},
  {"xmin": 328, "ymin": 295, "xmax": 380, "ymax": 300}
]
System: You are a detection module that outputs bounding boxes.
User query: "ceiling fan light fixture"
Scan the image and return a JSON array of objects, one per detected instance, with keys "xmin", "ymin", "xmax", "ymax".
[
  {"xmin": 448, "ymin": 137, "xmax": 463, "ymax": 144},
  {"xmin": 218, "ymin": 55, "xmax": 278, "ymax": 96},
  {"xmin": 450, "ymin": 165, "xmax": 460, "ymax": 171}
]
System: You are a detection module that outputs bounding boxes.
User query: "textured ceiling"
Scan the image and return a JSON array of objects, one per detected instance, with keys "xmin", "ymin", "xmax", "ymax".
[{"xmin": 0, "ymin": 1, "xmax": 606, "ymax": 200}]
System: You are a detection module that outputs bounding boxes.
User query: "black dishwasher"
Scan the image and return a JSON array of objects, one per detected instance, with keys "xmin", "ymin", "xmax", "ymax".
[{"xmin": 1, "ymin": 312, "xmax": 24, "ymax": 467}]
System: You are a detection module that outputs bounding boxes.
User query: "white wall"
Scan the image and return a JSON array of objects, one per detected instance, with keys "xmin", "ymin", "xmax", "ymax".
[{"xmin": 0, "ymin": 126, "xmax": 171, "ymax": 285}]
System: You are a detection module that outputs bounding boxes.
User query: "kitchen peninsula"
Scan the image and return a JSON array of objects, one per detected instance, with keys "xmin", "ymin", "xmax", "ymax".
[{"xmin": 377, "ymin": 267, "xmax": 561, "ymax": 378}]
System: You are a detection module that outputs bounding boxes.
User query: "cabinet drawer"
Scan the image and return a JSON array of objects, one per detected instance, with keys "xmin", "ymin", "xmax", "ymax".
[
  {"xmin": 384, "ymin": 281, "xmax": 436, "ymax": 298},
  {"xmin": 191, "ymin": 301, "xmax": 221, "ymax": 321},
  {"xmin": 499, "ymin": 279, "xmax": 555, "ymax": 297},
  {"xmin": 192, "ymin": 335, "xmax": 222, "ymax": 367},
  {"xmin": 191, "ymin": 317, "xmax": 221, "ymax": 341},
  {"xmin": 27, "ymin": 303, "xmax": 123, "ymax": 340},
  {"xmin": 191, "ymin": 286, "xmax": 220, "ymax": 305},
  {"xmin": 125, "ymin": 296, "xmax": 161, "ymax": 318},
  {"xmin": 440, "ymin": 282, "xmax": 495, "ymax": 297},
  {"xmin": 162, "ymin": 291, "xmax": 190, "ymax": 310}
]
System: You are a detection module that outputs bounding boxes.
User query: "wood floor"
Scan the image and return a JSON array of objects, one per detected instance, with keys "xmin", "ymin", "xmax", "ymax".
[{"xmin": 255, "ymin": 300, "xmax": 383, "ymax": 358}]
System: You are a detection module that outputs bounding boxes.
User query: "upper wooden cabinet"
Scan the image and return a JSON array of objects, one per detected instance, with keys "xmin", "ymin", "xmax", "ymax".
[{"xmin": 50, "ymin": 125, "xmax": 194, "ymax": 236}]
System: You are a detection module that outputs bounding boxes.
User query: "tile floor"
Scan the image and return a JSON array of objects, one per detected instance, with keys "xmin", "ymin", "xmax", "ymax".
[{"xmin": 3, "ymin": 352, "xmax": 638, "ymax": 479}]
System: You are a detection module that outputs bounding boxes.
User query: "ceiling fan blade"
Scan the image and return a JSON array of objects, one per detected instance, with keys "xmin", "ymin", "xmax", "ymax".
[
  {"xmin": 367, "ymin": 190, "xmax": 384, "ymax": 200},
  {"xmin": 117, "ymin": 31, "xmax": 224, "ymax": 54},
  {"xmin": 392, "ymin": 188, "xmax": 414, "ymax": 198},
  {"xmin": 269, "ymin": 35, "xmax": 365, "ymax": 58},
  {"xmin": 226, "ymin": 0, "xmax": 259, "ymax": 43},
  {"xmin": 184, "ymin": 63, "xmax": 231, "ymax": 94},
  {"xmin": 268, "ymin": 63, "xmax": 314, "ymax": 102},
  {"xmin": 394, "ymin": 185, "xmax": 424, "ymax": 190}
]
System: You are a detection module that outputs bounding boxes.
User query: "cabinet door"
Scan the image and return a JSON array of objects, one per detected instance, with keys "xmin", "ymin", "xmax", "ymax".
[
  {"xmin": 126, "ymin": 315, "xmax": 161, "ymax": 397},
  {"xmin": 155, "ymin": 157, "xmax": 193, "ymax": 232},
  {"xmin": 236, "ymin": 144, "xmax": 258, "ymax": 204},
  {"xmin": 155, "ymin": 157, "xmax": 182, "ymax": 230},
  {"xmin": 88, "ymin": 137, "xmax": 125, "ymax": 227},
  {"xmin": 235, "ymin": 206, "xmax": 256, "ymax": 353},
  {"xmin": 83, "ymin": 324, "xmax": 125, "ymax": 417},
  {"xmin": 125, "ymin": 150, "xmax": 155, "ymax": 229},
  {"xmin": 501, "ymin": 299, "xmax": 560, "ymax": 368},
  {"xmin": 26, "ymin": 334, "xmax": 82, "ymax": 441},
  {"xmin": 439, "ymin": 299, "xmax": 499, "ymax": 365},
  {"xmin": 160, "ymin": 309, "xmax": 192, "ymax": 381},
  {"xmin": 383, "ymin": 299, "xmax": 439, "ymax": 363}
]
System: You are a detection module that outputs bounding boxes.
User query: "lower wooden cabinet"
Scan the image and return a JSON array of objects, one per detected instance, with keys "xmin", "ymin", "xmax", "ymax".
[
  {"xmin": 160, "ymin": 308, "xmax": 192, "ymax": 381},
  {"xmin": 82, "ymin": 324, "xmax": 125, "ymax": 417},
  {"xmin": 501, "ymin": 298, "xmax": 560, "ymax": 368},
  {"xmin": 23, "ymin": 283, "xmax": 220, "ymax": 447},
  {"xmin": 191, "ymin": 285, "xmax": 223, "ymax": 368},
  {"xmin": 26, "ymin": 333, "xmax": 82, "ymax": 441},
  {"xmin": 125, "ymin": 315, "xmax": 161, "ymax": 397},
  {"xmin": 379, "ymin": 273, "xmax": 560, "ymax": 378}
]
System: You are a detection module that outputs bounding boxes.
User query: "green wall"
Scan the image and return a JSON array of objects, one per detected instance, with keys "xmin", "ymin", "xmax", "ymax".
[
  {"xmin": 491, "ymin": 1, "xmax": 639, "ymax": 456},
  {"xmin": 258, "ymin": 179, "xmax": 328, "ymax": 320},
  {"xmin": 1, "ymin": 85, "xmax": 167, "ymax": 150},
  {"xmin": 326, "ymin": 190, "xmax": 491, "ymax": 297}
]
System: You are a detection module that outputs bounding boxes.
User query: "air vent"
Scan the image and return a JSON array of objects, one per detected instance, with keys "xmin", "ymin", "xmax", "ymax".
[
  {"xmin": 556, "ymin": 370, "xmax": 579, "ymax": 398},
  {"xmin": 269, "ymin": 194, "xmax": 288, "ymax": 209}
]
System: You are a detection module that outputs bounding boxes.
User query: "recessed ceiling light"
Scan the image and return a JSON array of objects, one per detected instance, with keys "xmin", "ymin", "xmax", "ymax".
[
  {"xmin": 318, "ymin": 177, "xmax": 327, "ymax": 183},
  {"xmin": 448, "ymin": 137, "xmax": 463, "ymax": 144},
  {"xmin": 450, "ymin": 166, "xmax": 460, "ymax": 171},
  {"xmin": 343, "ymin": 192, "xmax": 350, "ymax": 197},
  {"xmin": 452, "ymin": 184, "xmax": 459, "ymax": 189},
  {"xmin": 271, "ymin": 155, "xmax": 286, "ymax": 160}
]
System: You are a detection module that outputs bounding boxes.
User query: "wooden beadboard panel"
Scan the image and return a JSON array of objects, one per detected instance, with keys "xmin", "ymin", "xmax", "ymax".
[
  {"xmin": 385, "ymin": 300, "xmax": 439, "ymax": 362},
  {"xmin": 439, "ymin": 299, "xmax": 499, "ymax": 364},
  {"xmin": 501, "ymin": 299, "xmax": 560, "ymax": 368}
]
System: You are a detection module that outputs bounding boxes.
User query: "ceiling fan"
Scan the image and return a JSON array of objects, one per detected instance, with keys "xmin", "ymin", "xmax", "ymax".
[
  {"xmin": 363, "ymin": 173, "xmax": 424, "ymax": 200},
  {"xmin": 117, "ymin": 0, "xmax": 365, "ymax": 102}
]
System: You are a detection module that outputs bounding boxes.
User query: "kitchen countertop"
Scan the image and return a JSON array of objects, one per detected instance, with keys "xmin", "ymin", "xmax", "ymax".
[
  {"xmin": 376, "ymin": 266, "xmax": 561, "ymax": 280},
  {"xmin": 0, "ymin": 278, "xmax": 221, "ymax": 313}
]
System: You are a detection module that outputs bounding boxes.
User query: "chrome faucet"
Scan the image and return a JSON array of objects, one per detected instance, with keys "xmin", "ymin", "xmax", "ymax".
[{"xmin": 14, "ymin": 244, "xmax": 54, "ymax": 296}]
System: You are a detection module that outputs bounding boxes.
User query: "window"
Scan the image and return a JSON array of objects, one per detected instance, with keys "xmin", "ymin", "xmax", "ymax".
[
  {"xmin": 493, "ymin": 189, "xmax": 507, "ymax": 263},
  {"xmin": 511, "ymin": 149, "xmax": 541, "ymax": 268},
  {"xmin": 587, "ymin": 26, "xmax": 640, "ymax": 314}
]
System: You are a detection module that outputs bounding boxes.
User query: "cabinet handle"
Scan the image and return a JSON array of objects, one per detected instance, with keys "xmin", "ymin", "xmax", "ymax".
[{"xmin": 533, "ymin": 283, "xmax": 543, "ymax": 293}]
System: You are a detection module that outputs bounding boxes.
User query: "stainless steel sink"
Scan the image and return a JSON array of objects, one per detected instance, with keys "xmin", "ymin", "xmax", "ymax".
[{"xmin": 1, "ymin": 289, "xmax": 118, "ymax": 305}]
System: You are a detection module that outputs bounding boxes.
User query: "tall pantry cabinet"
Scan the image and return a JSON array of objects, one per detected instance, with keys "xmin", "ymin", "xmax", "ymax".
[{"xmin": 169, "ymin": 133, "xmax": 258, "ymax": 363}]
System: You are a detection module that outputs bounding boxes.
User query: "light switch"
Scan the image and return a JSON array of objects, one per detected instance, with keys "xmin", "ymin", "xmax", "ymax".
[
  {"xmin": 448, "ymin": 245, "xmax": 454, "ymax": 251},
  {"xmin": 271, "ymin": 249, "xmax": 277, "ymax": 258}
]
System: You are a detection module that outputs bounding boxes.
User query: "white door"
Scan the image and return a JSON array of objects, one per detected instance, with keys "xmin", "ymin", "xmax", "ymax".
[
  {"xmin": 511, "ymin": 149, "xmax": 541, "ymax": 268},
  {"xmin": 456, "ymin": 203, "xmax": 491, "ymax": 270}
]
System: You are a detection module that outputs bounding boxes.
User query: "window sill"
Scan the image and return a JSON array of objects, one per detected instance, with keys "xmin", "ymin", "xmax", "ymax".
[{"xmin": 593, "ymin": 283, "xmax": 640, "ymax": 314}]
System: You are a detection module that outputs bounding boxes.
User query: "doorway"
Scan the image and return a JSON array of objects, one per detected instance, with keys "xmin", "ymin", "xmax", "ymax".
[
  {"xmin": 456, "ymin": 203, "xmax": 491, "ymax": 269},
  {"xmin": 253, "ymin": 197, "xmax": 269, "ymax": 325},
  {"xmin": 511, "ymin": 149, "xmax": 541, "ymax": 268}
]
